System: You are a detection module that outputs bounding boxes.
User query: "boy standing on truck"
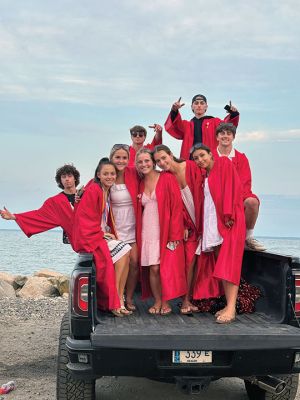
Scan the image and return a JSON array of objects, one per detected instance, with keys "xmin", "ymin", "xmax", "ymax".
[
  {"xmin": 0, "ymin": 164, "xmax": 80, "ymax": 249},
  {"xmin": 213, "ymin": 123, "xmax": 266, "ymax": 251},
  {"xmin": 128, "ymin": 124, "xmax": 163, "ymax": 166},
  {"xmin": 164, "ymin": 95, "xmax": 239, "ymax": 160}
]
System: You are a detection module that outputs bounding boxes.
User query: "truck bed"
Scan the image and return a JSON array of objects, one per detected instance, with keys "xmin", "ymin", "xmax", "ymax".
[{"xmin": 92, "ymin": 297, "xmax": 300, "ymax": 351}]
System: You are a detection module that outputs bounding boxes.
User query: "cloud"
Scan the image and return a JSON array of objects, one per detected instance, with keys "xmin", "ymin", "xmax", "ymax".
[{"xmin": 236, "ymin": 128, "xmax": 300, "ymax": 143}]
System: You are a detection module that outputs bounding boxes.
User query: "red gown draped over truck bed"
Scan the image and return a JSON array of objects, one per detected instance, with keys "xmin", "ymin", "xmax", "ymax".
[
  {"xmin": 193, "ymin": 157, "xmax": 245, "ymax": 298},
  {"xmin": 73, "ymin": 182, "xmax": 120, "ymax": 311}
]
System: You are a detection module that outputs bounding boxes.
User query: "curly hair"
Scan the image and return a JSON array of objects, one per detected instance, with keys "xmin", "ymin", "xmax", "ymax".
[{"xmin": 55, "ymin": 164, "xmax": 80, "ymax": 189}]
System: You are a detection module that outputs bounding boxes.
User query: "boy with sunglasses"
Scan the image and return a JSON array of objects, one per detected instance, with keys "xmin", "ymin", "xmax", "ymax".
[{"xmin": 128, "ymin": 124, "xmax": 163, "ymax": 166}]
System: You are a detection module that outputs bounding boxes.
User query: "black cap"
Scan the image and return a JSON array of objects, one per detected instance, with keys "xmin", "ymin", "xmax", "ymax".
[{"xmin": 192, "ymin": 94, "xmax": 207, "ymax": 104}]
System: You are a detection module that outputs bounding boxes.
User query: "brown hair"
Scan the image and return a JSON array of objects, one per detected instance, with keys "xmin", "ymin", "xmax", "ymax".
[
  {"xmin": 153, "ymin": 144, "xmax": 184, "ymax": 163},
  {"xmin": 55, "ymin": 164, "xmax": 80, "ymax": 189}
]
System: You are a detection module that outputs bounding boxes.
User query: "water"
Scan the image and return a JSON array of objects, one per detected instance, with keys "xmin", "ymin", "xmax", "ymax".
[
  {"xmin": 0, "ymin": 229, "xmax": 299, "ymax": 276},
  {"xmin": 0, "ymin": 229, "xmax": 77, "ymax": 276}
]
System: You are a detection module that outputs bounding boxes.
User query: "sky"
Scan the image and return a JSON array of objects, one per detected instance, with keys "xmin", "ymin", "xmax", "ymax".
[{"xmin": 0, "ymin": 0, "xmax": 300, "ymax": 237}]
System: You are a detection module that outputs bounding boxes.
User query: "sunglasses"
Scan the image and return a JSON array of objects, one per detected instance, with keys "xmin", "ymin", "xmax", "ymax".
[
  {"xmin": 111, "ymin": 144, "xmax": 130, "ymax": 152},
  {"xmin": 190, "ymin": 143, "xmax": 204, "ymax": 154},
  {"xmin": 131, "ymin": 131, "xmax": 146, "ymax": 137}
]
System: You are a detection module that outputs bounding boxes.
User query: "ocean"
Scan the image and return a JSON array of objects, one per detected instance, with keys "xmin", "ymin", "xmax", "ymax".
[{"xmin": 0, "ymin": 229, "xmax": 299, "ymax": 276}]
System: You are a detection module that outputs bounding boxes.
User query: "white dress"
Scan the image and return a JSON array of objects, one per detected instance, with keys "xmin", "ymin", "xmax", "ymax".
[
  {"xmin": 181, "ymin": 185, "xmax": 196, "ymax": 226},
  {"xmin": 199, "ymin": 177, "xmax": 223, "ymax": 253},
  {"xmin": 110, "ymin": 184, "xmax": 136, "ymax": 244}
]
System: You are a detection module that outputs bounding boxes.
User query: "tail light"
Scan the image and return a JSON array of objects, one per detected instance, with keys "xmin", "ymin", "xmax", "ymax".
[
  {"xmin": 293, "ymin": 273, "xmax": 300, "ymax": 317},
  {"xmin": 73, "ymin": 273, "xmax": 89, "ymax": 316}
]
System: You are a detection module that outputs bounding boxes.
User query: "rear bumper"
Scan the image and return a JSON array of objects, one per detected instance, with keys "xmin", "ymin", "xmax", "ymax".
[{"xmin": 66, "ymin": 337, "xmax": 300, "ymax": 380}]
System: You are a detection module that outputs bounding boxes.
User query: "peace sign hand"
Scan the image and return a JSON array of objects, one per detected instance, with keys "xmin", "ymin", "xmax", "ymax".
[
  {"xmin": 171, "ymin": 97, "xmax": 185, "ymax": 112},
  {"xmin": 148, "ymin": 124, "xmax": 162, "ymax": 134}
]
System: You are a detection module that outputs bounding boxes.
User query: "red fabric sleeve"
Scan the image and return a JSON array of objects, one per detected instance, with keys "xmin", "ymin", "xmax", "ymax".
[
  {"xmin": 238, "ymin": 153, "xmax": 252, "ymax": 198},
  {"xmin": 146, "ymin": 133, "xmax": 162, "ymax": 149},
  {"xmin": 15, "ymin": 198, "xmax": 60, "ymax": 237},
  {"xmin": 73, "ymin": 184, "xmax": 104, "ymax": 253},
  {"xmin": 224, "ymin": 113, "xmax": 239, "ymax": 127},
  {"xmin": 219, "ymin": 158, "xmax": 236, "ymax": 221},
  {"xmin": 164, "ymin": 111, "xmax": 186, "ymax": 140},
  {"xmin": 166, "ymin": 175, "xmax": 184, "ymax": 241}
]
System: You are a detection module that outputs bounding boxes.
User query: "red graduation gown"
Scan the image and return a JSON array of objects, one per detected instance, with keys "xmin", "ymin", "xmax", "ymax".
[
  {"xmin": 195, "ymin": 158, "xmax": 245, "ymax": 294},
  {"xmin": 180, "ymin": 161, "xmax": 203, "ymax": 273},
  {"xmin": 213, "ymin": 149, "xmax": 259, "ymax": 202},
  {"xmin": 15, "ymin": 193, "xmax": 75, "ymax": 249},
  {"xmin": 73, "ymin": 182, "xmax": 120, "ymax": 311},
  {"xmin": 136, "ymin": 172, "xmax": 187, "ymax": 301},
  {"xmin": 164, "ymin": 111, "xmax": 239, "ymax": 160},
  {"xmin": 128, "ymin": 135, "xmax": 162, "ymax": 167}
]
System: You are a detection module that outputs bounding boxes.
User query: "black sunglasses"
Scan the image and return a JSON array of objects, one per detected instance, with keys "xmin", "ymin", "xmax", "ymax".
[{"xmin": 131, "ymin": 131, "xmax": 146, "ymax": 137}]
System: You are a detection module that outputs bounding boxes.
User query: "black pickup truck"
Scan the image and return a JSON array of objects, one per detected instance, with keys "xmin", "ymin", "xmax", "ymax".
[{"xmin": 56, "ymin": 250, "xmax": 300, "ymax": 400}]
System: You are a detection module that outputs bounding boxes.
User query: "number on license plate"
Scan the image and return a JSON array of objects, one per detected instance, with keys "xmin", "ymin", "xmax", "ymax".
[{"xmin": 172, "ymin": 350, "xmax": 212, "ymax": 364}]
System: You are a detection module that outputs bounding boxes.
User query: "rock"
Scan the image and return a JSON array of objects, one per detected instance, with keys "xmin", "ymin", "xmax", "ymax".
[
  {"xmin": 14, "ymin": 274, "xmax": 28, "ymax": 288},
  {"xmin": 0, "ymin": 271, "xmax": 27, "ymax": 290},
  {"xmin": 18, "ymin": 277, "xmax": 60, "ymax": 299},
  {"xmin": 48, "ymin": 276, "xmax": 69, "ymax": 296},
  {"xmin": 0, "ymin": 280, "xmax": 16, "ymax": 298},
  {"xmin": 34, "ymin": 269, "xmax": 65, "ymax": 278},
  {"xmin": 0, "ymin": 271, "xmax": 15, "ymax": 286}
]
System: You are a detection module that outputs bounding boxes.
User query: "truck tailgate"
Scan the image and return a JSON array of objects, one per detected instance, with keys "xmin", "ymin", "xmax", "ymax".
[{"xmin": 91, "ymin": 299, "xmax": 300, "ymax": 351}]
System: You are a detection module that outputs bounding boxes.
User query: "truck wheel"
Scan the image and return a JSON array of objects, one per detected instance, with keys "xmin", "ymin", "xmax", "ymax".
[
  {"xmin": 244, "ymin": 375, "xmax": 299, "ymax": 400},
  {"xmin": 56, "ymin": 312, "xmax": 95, "ymax": 400}
]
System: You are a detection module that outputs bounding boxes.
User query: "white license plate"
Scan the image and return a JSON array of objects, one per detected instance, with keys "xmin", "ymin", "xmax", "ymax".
[{"xmin": 172, "ymin": 350, "xmax": 212, "ymax": 364}]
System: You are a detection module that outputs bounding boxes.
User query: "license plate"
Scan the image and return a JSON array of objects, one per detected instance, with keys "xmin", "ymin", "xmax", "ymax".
[{"xmin": 172, "ymin": 350, "xmax": 212, "ymax": 364}]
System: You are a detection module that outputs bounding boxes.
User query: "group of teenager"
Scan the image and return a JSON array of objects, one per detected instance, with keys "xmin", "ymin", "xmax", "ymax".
[{"xmin": 1, "ymin": 94, "xmax": 265, "ymax": 324}]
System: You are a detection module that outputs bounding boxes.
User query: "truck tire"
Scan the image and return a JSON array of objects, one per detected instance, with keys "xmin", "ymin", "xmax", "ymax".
[
  {"xmin": 56, "ymin": 312, "xmax": 95, "ymax": 400},
  {"xmin": 244, "ymin": 374, "xmax": 299, "ymax": 400}
]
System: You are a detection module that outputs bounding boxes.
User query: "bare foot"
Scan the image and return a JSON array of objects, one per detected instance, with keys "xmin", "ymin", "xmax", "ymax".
[{"xmin": 216, "ymin": 310, "xmax": 236, "ymax": 324}]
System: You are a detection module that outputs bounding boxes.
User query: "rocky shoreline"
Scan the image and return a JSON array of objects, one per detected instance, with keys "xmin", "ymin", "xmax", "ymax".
[{"xmin": 0, "ymin": 269, "xmax": 69, "ymax": 299}]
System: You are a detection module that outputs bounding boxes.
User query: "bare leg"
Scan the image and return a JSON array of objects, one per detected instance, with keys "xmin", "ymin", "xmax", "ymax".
[
  {"xmin": 149, "ymin": 264, "xmax": 162, "ymax": 313},
  {"xmin": 181, "ymin": 256, "xmax": 198, "ymax": 313},
  {"xmin": 119, "ymin": 253, "xmax": 130, "ymax": 309},
  {"xmin": 125, "ymin": 243, "xmax": 139, "ymax": 310},
  {"xmin": 216, "ymin": 280, "xmax": 238, "ymax": 323},
  {"xmin": 244, "ymin": 197, "xmax": 259, "ymax": 230},
  {"xmin": 114, "ymin": 253, "xmax": 130, "ymax": 313}
]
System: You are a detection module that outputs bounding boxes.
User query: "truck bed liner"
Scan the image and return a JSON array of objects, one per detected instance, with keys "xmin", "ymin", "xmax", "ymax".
[{"xmin": 92, "ymin": 298, "xmax": 300, "ymax": 351}]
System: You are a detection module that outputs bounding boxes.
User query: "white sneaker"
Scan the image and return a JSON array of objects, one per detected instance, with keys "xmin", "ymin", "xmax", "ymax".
[{"xmin": 245, "ymin": 237, "xmax": 266, "ymax": 251}]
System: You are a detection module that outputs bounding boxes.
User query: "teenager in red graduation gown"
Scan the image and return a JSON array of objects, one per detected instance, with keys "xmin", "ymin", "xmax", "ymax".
[
  {"xmin": 191, "ymin": 144, "xmax": 245, "ymax": 323},
  {"xmin": 153, "ymin": 144, "xmax": 203, "ymax": 314},
  {"xmin": 212, "ymin": 122, "xmax": 265, "ymax": 251},
  {"xmin": 73, "ymin": 159, "xmax": 131, "ymax": 315},
  {"xmin": 109, "ymin": 144, "xmax": 140, "ymax": 311},
  {"xmin": 135, "ymin": 148, "xmax": 186, "ymax": 315},
  {"xmin": 0, "ymin": 164, "xmax": 80, "ymax": 249},
  {"xmin": 164, "ymin": 94, "xmax": 239, "ymax": 160},
  {"xmin": 128, "ymin": 124, "xmax": 162, "ymax": 167}
]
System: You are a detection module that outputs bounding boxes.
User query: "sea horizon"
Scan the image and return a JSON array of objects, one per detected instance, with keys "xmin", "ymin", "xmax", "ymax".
[{"xmin": 1, "ymin": 228, "xmax": 299, "ymax": 240}]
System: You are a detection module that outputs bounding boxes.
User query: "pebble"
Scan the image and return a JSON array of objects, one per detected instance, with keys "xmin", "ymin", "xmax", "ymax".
[{"xmin": 0, "ymin": 297, "xmax": 68, "ymax": 321}]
